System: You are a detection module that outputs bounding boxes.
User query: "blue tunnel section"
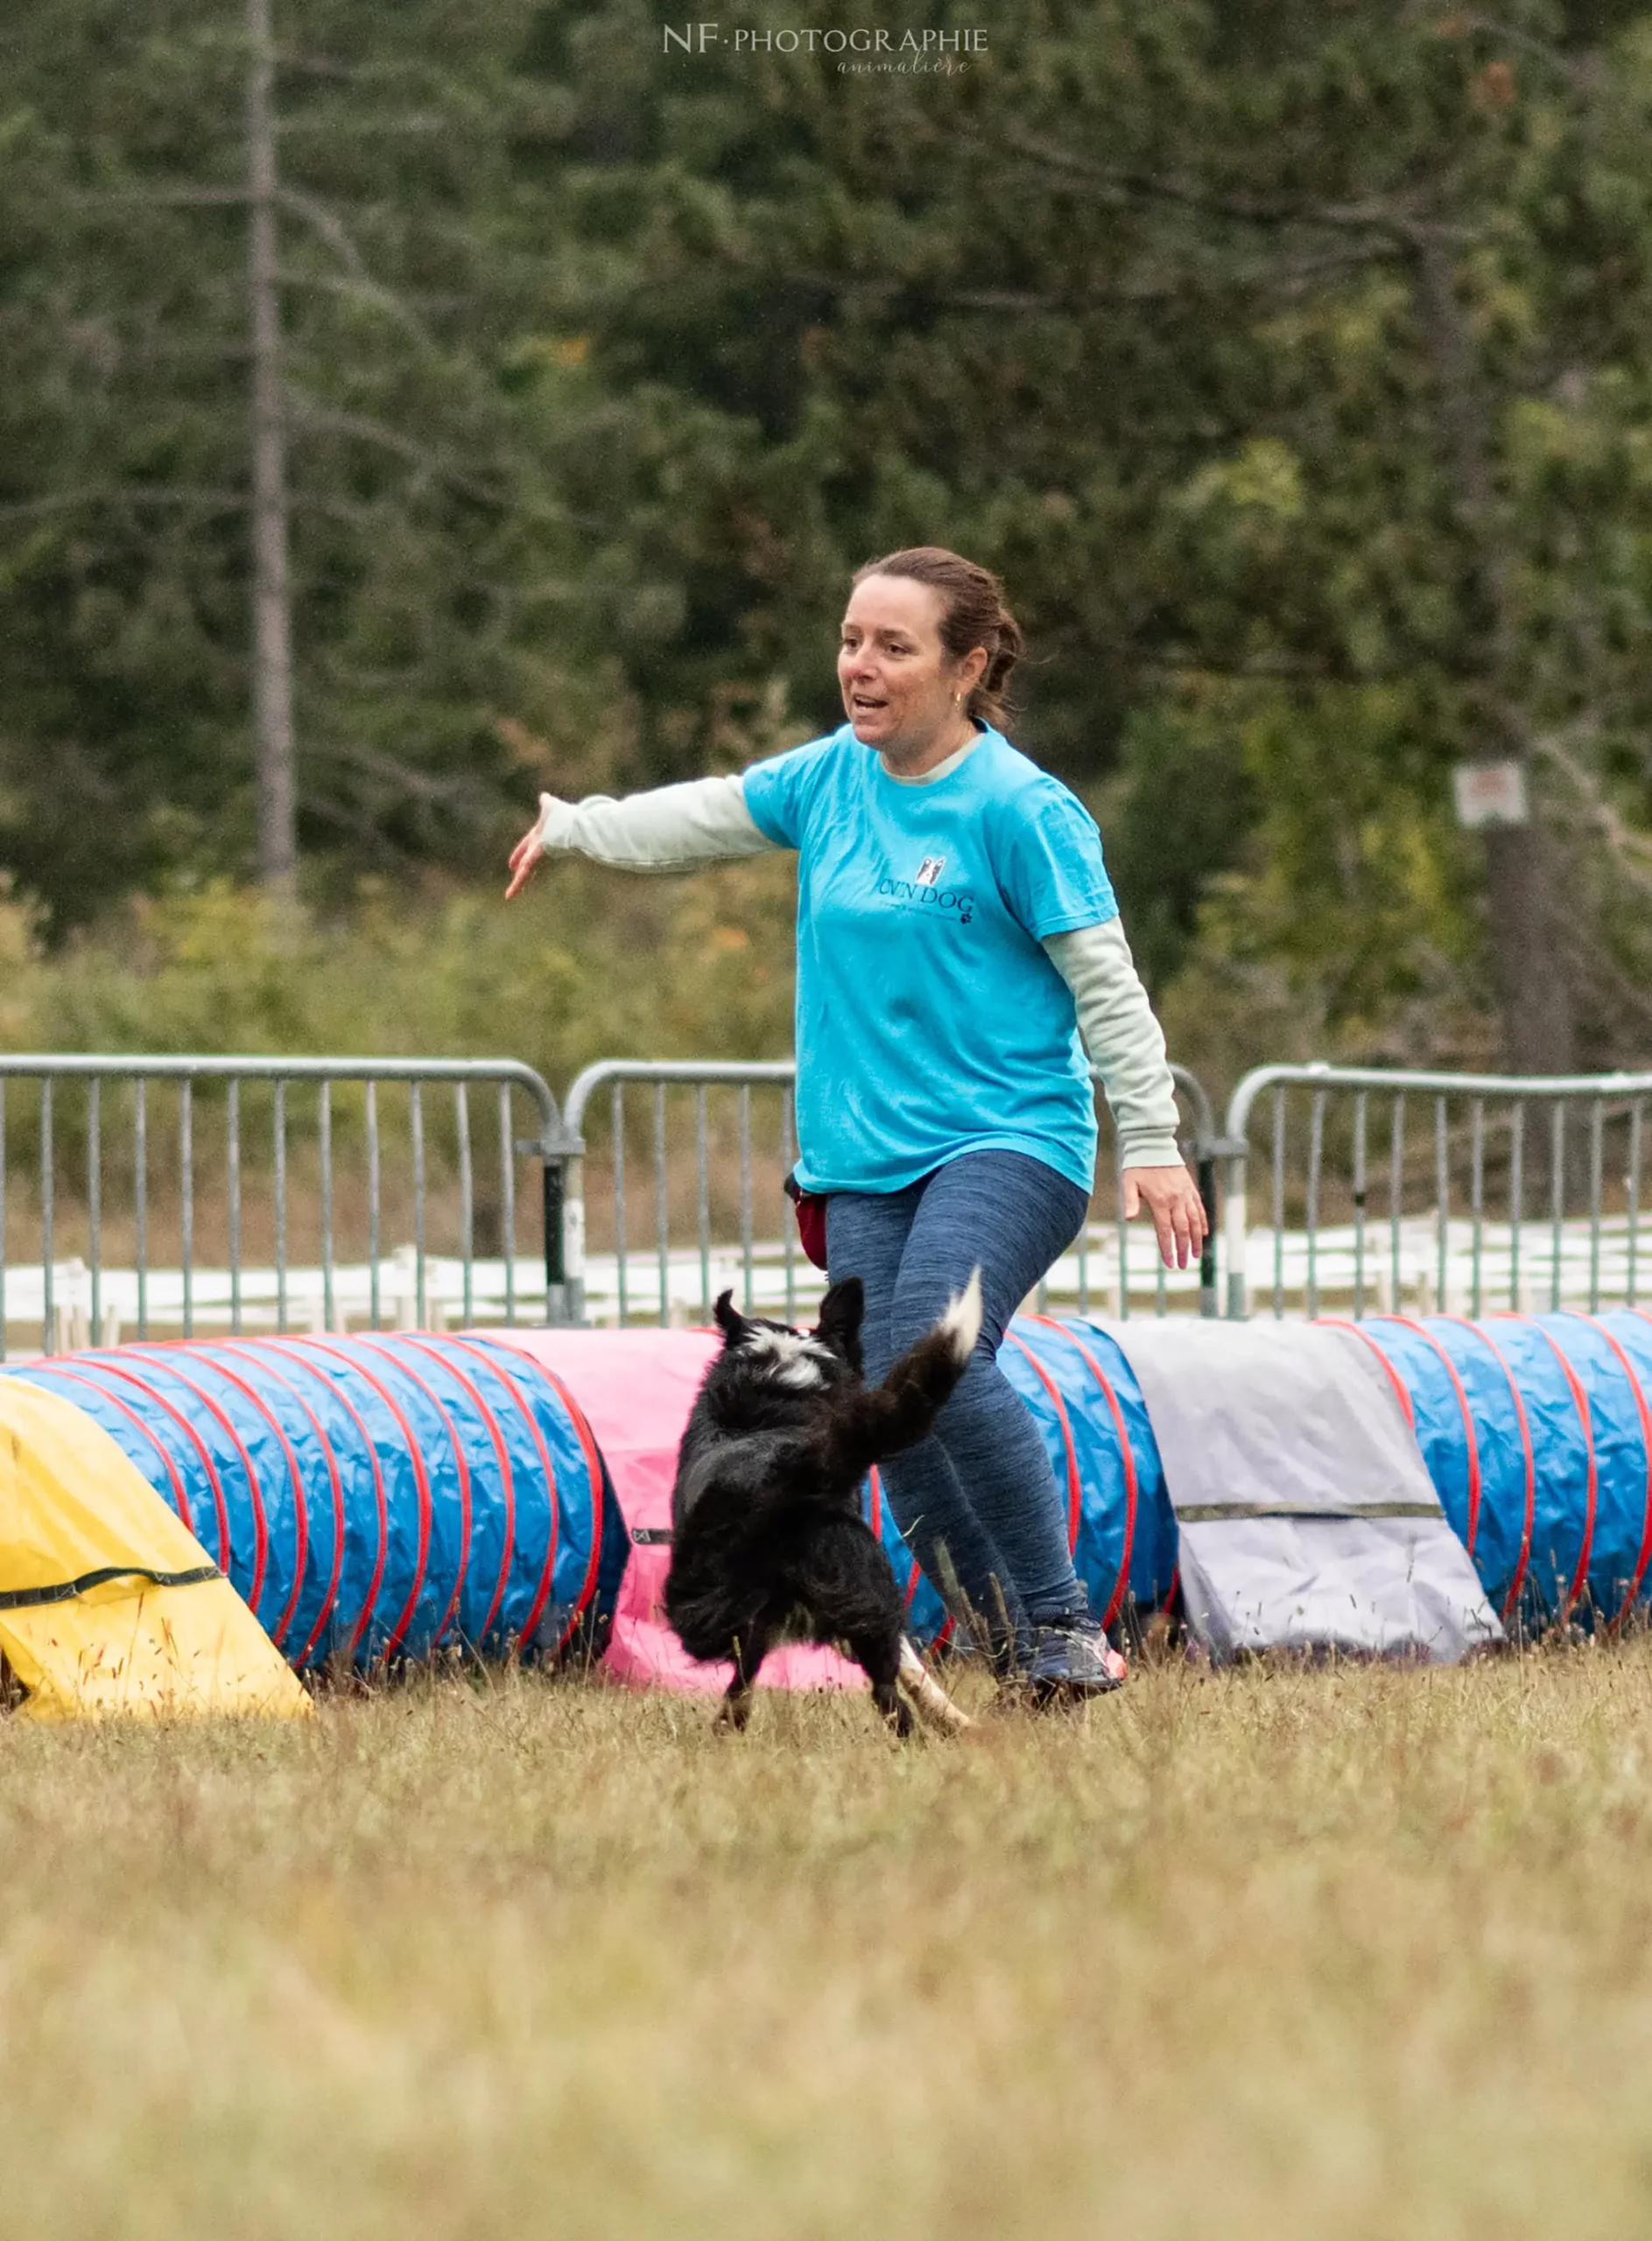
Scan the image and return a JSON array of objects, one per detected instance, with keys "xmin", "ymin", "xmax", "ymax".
[
  {"xmin": 865, "ymin": 1466, "xmax": 949, "ymax": 1647},
  {"xmin": 1001, "ymin": 1317, "xmax": 1178, "ymax": 1626},
  {"xmin": 864, "ymin": 1314, "xmax": 1182, "ymax": 1652},
  {"xmin": 1, "ymin": 1334, "xmax": 627, "ymax": 1668},
  {"xmin": 1357, "ymin": 1311, "xmax": 1652, "ymax": 1632}
]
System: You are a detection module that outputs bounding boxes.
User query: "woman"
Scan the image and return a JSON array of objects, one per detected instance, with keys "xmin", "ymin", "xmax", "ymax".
[{"xmin": 507, "ymin": 546, "xmax": 1206, "ymax": 1697}]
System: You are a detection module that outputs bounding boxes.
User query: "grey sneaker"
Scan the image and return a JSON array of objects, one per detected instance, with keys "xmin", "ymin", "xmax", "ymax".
[{"xmin": 1023, "ymin": 1613, "xmax": 1128, "ymax": 1703}]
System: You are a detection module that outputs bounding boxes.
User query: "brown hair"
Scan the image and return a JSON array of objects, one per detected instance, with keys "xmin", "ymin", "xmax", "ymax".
[{"xmin": 850, "ymin": 546, "xmax": 1025, "ymax": 728}]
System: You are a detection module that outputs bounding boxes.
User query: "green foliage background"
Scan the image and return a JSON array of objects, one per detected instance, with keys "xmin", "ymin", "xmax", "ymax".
[{"xmin": 6, "ymin": 0, "xmax": 1652, "ymax": 1091}]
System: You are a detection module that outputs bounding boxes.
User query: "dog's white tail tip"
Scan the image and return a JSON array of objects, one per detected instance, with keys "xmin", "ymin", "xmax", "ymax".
[{"xmin": 938, "ymin": 1266, "xmax": 983, "ymax": 1364}]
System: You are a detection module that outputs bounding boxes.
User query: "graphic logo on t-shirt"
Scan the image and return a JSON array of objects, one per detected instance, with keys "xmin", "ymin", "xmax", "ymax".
[{"xmin": 875, "ymin": 854, "xmax": 974, "ymax": 926}]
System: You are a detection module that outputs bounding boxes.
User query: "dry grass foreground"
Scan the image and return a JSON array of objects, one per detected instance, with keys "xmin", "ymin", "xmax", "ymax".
[{"xmin": 5, "ymin": 1648, "xmax": 1652, "ymax": 2239}]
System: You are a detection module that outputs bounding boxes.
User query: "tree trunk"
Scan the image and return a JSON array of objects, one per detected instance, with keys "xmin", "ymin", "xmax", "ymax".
[
  {"xmin": 1481, "ymin": 822, "xmax": 1575, "ymax": 1077},
  {"xmin": 1411, "ymin": 233, "xmax": 1575, "ymax": 1078},
  {"xmin": 247, "ymin": 0, "xmax": 297, "ymax": 895}
]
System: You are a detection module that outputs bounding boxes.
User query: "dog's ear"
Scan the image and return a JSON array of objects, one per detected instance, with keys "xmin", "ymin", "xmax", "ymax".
[
  {"xmin": 813, "ymin": 1276, "xmax": 864, "ymax": 1374},
  {"xmin": 714, "ymin": 1289, "xmax": 749, "ymax": 1348}
]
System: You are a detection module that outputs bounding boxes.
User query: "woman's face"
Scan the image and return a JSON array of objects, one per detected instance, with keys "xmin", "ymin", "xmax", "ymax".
[{"xmin": 837, "ymin": 574, "xmax": 981, "ymax": 755}]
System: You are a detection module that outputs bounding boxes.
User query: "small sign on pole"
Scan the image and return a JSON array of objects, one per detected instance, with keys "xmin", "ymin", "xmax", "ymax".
[{"xmin": 1452, "ymin": 758, "xmax": 1529, "ymax": 830}]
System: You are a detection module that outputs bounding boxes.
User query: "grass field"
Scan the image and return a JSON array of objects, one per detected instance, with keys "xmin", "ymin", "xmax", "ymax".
[{"xmin": 6, "ymin": 1647, "xmax": 1652, "ymax": 2239}]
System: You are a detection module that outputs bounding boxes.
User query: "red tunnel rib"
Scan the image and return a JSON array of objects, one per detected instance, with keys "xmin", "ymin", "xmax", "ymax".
[
  {"xmin": 27, "ymin": 1365, "xmax": 197, "ymax": 1537},
  {"xmin": 1028, "ymin": 1317, "xmax": 1139, "ymax": 1631},
  {"xmin": 1002, "ymin": 1330, "xmax": 1081, "ymax": 1555},
  {"xmin": 212, "ymin": 1341, "xmax": 349, "ymax": 1669},
  {"xmin": 148, "ymin": 1343, "xmax": 312, "ymax": 1649},
  {"xmin": 447, "ymin": 1339, "xmax": 569, "ymax": 1649},
  {"xmin": 274, "ymin": 1338, "xmax": 435, "ymax": 1661},
  {"xmin": 390, "ymin": 1337, "xmax": 519, "ymax": 1641},
  {"xmin": 1364, "ymin": 1316, "xmax": 1483, "ymax": 1552},
  {"xmin": 1569, "ymin": 1315, "xmax": 1652, "ymax": 1631},
  {"xmin": 120, "ymin": 1347, "xmax": 278, "ymax": 1637},
  {"xmin": 1495, "ymin": 1317, "xmax": 1595, "ymax": 1624},
  {"xmin": 60, "ymin": 1357, "xmax": 233, "ymax": 1593},
  {"xmin": 1442, "ymin": 1317, "xmax": 1537, "ymax": 1620}
]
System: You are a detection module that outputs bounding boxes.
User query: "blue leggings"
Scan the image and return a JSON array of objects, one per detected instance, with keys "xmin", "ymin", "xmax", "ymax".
[{"xmin": 826, "ymin": 1151, "xmax": 1093, "ymax": 1654}]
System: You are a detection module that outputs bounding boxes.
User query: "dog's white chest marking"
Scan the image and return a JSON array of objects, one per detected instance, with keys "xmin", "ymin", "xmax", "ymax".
[{"xmin": 743, "ymin": 1326, "xmax": 833, "ymax": 1388}]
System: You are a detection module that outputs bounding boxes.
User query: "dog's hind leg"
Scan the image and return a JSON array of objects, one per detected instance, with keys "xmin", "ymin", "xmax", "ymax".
[
  {"xmin": 716, "ymin": 1623, "xmax": 776, "ymax": 1733},
  {"xmin": 847, "ymin": 1628, "xmax": 913, "ymax": 1739},
  {"xmin": 717, "ymin": 1675, "xmax": 755, "ymax": 1732}
]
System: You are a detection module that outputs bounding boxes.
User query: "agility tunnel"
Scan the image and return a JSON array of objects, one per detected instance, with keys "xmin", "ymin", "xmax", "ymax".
[
  {"xmin": 6, "ymin": 1306, "xmax": 1652, "ymax": 1711},
  {"xmin": 1008, "ymin": 1309, "xmax": 1652, "ymax": 1642},
  {"xmin": 496, "ymin": 1327, "xmax": 950, "ymax": 1692},
  {"xmin": 0, "ymin": 1319, "xmax": 1157, "ymax": 1698},
  {"xmin": 0, "ymin": 1334, "xmax": 628, "ymax": 1670},
  {"xmin": 500, "ymin": 1318, "xmax": 1174, "ymax": 1679},
  {"xmin": 1348, "ymin": 1310, "xmax": 1652, "ymax": 1632},
  {"xmin": 503, "ymin": 1321, "xmax": 1173, "ymax": 1679},
  {"xmin": 1000, "ymin": 1316, "xmax": 1179, "ymax": 1631}
]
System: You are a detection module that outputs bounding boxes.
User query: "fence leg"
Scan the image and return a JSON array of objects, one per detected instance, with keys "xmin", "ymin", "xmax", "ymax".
[
  {"xmin": 1197, "ymin": 1153, "xmax": 1220, "ymax": 1319},
  {"xmin": 1223, "ymin": 1144, "xmax": 1249, "ymax": 1319},
  {"xmin": 544, "ymin": 1156, "xmax": 568, "ymax": 1325},
  {"xmin": 542, "ymin": 1144, "xmax": 586, "ymax": 1327}
]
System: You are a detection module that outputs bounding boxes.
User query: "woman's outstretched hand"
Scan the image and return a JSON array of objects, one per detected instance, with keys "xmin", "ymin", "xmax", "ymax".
[
  {"xmin": 1122, "ymin": 1163, "xmax": 1208, "ymax": 1270},
  {"xmin": 505, "ymin": 794, "xmax": 556, "ymax": 900}
]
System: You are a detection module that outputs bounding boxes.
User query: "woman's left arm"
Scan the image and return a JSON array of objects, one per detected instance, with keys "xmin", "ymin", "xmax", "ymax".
[{"xmin": 1044, "ymin": 920, "xmax": 1208, "ymax": 1269}]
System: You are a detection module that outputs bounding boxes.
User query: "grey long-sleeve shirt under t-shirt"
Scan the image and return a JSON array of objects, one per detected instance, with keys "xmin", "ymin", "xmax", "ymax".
[{"xmin": 534, "ymin": 755, "xmax": 1183, "ymax": 1170}]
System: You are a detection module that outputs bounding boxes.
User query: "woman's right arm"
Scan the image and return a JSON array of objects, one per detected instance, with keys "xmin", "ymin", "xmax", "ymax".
[{"xmin": 505, "ymin": 774, "xmax": 782, "ymax": 898}]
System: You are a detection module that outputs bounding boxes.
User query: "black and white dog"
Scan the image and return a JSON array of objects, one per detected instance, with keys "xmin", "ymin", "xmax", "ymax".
[{"xmin": 664, "ymin": 1269, "xmax": 982, "ymax": 1735}]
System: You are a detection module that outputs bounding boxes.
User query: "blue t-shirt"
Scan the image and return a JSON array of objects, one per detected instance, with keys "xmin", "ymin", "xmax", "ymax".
[{"xmin": 742, "ymin": 722, "xmax": 1118, "ymax": 1195}]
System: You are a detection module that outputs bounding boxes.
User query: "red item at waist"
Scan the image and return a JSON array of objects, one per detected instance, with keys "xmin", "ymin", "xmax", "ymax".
[{"xmin": 783, "ymin": 1172, "xmax": 829, "ymax": 1271}]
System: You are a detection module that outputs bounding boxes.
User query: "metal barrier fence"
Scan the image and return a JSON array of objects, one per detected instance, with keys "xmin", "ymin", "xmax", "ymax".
[
  {"xmin": 1223, "ymin": 1062, "xmax": 1652, "ymax": 1321},
  {"xmin": 26, "ymin": 1048, "xmax": 1652, "ymax": 1346},
  {"xmin": 560, "ymin": 1057, "xmax": 1225, "ymax": 1327},
  {"xmin": 0, "ymin": 1054, "xmax": 576, "ymax": 1355}
]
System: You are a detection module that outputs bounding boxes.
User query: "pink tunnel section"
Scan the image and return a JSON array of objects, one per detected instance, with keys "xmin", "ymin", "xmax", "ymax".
[{"xmin": 488, "ymin": 1329, "xmax": 872, "ymax": 1697}]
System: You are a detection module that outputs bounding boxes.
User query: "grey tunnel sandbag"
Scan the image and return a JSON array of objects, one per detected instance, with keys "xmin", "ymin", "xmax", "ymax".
[
  {"xmin": 1103, "ymin": 1318, "xmax": 1502, "ymax": 1662},
  {"xmin": 2, "ymin": 1335, "xmax": 624, "ymax": 1666}
]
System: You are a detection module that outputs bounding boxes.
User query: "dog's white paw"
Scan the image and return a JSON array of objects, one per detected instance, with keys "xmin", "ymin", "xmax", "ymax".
[
  {"xmin": 898, "ymin": 1638, "xmax": 973, "ymax": 1733},
  {"xmin": 938, "ymin": 1266, "xmax": 983, "ymax": 1364}
]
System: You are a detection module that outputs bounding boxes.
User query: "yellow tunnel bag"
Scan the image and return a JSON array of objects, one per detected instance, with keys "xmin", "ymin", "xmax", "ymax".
[{"xmin": 0, "ymin": 1377, "xmax": 310, "ymax": 1721}]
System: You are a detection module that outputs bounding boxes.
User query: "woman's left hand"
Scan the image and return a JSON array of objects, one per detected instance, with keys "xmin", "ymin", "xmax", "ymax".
[
  {"xmin": 505, "ymin": 794, "xmax": 559, "ymax": 901},
  {"xmin": 1121, "ymin": 1164, "xmax": 1208, "ymax": 1270}
]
